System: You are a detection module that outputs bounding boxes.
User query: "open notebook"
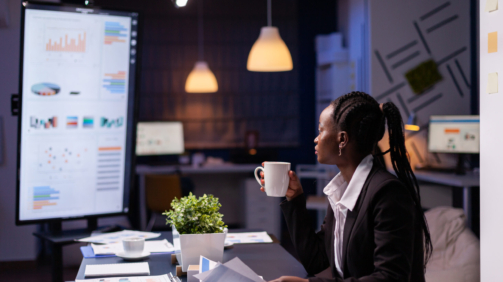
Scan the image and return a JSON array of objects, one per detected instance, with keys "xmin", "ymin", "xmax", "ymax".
[{"xmin": 84, "ymin": 262, "xmax": 150, "ymax": 277}]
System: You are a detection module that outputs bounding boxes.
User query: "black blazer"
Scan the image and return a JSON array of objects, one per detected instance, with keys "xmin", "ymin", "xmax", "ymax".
[{"xmin": 280, "ymin": 160, "xmax": 425, "ymax": 282}]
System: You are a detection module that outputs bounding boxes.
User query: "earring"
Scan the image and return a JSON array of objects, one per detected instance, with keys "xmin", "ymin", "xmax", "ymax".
[{"xmin": 339, "ymin": 145, "xmax": 342, "ymax": 156}]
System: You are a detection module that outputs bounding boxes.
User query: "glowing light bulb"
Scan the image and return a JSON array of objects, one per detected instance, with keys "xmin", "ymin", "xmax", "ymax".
[{"xmin": 175, "ymin": 0, "xmax": 188, "ymax": 7}]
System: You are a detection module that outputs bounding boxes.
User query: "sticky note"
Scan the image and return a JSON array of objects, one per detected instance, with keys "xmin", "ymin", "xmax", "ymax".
[
  {"xmin": 489, "ymin": 32, "xmax": 498, "ymax": 53},
  {"xmin": 488, "ymin": 72, "xmax": 498, "ymax": 94},
  {"xmin": 486, "ymin": 0, "xmax": 498, "ymax": 12}
]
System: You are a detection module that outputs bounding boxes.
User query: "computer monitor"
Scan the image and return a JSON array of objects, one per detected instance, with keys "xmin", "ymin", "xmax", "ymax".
[
  {"xmin": 428, "ymin": 115, "xmax": 480, "ymax": 154},
  {"xmin": 16, "ymin": 2, "xmax": 140, "ymax": 225},
  {"xmin": 136, "ymin": 122, "xmax": 185, "ymax": 156}
]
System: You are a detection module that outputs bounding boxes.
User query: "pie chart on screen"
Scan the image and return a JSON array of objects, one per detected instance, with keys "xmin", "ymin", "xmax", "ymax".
[{"xmin": 31, "ymin": 83, "xmax": 61, "ymax": 96}]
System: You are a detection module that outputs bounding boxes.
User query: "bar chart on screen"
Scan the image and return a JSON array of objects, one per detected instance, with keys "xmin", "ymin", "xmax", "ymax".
[
  {"xmin": 104, "ymin": 21, "xmax": 128, "ymax": 45},
  {"xmin": 45, "ymin": 29, "xmax": 87, "ymax": 52},
  {"xmin": 40, "ymin": 26, "xmax": 95, "ymax": 64},
  {"xmin": 96, "ymin": 146, "xmax": 123, "ymax": 192},
  {"xmin": 103, "ymin": 71, "xmax": 127, "ymax": 94},
  {"xmin": 33, "ymin": 186, "xmax": 60, "ymax": 210}
]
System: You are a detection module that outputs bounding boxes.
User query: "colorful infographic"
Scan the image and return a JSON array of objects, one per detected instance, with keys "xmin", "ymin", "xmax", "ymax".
[
  {"xmin": 31, "ymin": 83, "xmax": 60, "ymax": 96},
  {"xmin": 33, "ymin": 186, "xmax": 60, "ymax": 210},
  {"xmin": 100, "ymin": 117, "xmax": 124, "ymax": 128},
  {"xmin": 46, "ymin": 30, "xmax": 87, "ymax": 53},
  {"xmin": 83, "ymin": 116, "xmax": 94, "ymax": 128},
  {"xmin": 104, "ymin": 21, "xmax": 128, "ymax": 45},
  {"xmin": 19, "ymin": 5, "xmax": 135, "ymax": 222},
  {"xmin": 66, "ymin": 116, "xmax": 78, "ymax": 128},
  {"xmin": 103, "ymin": 71, "xmax": 127, "ymax": 94},
  {"xmin": 38, "ymin": 143, "xmax": 90, "ymax": 173},
  {"xmin": 30, "ymin": 116, "xmax": 57, "ymax": 129}
]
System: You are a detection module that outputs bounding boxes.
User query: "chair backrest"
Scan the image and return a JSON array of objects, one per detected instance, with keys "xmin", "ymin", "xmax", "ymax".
[{"xmin": 145, "ymin": 174, "xmax": 182, "ymax": 213}]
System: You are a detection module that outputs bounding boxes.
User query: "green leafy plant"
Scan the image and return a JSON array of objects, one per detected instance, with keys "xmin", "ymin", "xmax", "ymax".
[{"xmin": 163, "ymin": 192, "xmax": 227, "ymax": 235}]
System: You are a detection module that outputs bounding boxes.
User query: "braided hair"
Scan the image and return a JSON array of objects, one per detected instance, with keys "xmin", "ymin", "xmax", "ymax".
[{"xmin": 330, "ymin": 91, "xmax": 432, "ymax": 268}]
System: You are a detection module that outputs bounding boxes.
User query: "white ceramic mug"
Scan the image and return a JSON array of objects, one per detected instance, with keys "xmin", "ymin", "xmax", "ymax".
[
  {"xmin": 254, "ymin": 162, "xmax": 291, "ymax": 197},
  {"xmin": 123, "ymin": 237, "xmax": 144, "ymax": 256}
]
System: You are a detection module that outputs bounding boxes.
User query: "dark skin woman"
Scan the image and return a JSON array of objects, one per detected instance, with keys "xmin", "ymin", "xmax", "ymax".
[{"xmin": 260, "ymin": 92, "xmax": 432, "ymax": 282}]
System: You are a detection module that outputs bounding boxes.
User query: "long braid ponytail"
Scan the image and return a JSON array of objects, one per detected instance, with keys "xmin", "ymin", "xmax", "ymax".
[{"xmin": 382, "ymin": 102, "xmax": 433, "ymax": 267}]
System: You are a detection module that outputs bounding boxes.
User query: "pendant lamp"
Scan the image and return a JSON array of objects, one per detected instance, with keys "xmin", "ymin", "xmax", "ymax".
[
  {"xmin": 247, "ymin": 0, "xmax": 293, "ymax": 72},
  {"xmin": 185, "ymin": 0, "xmax": 218, "ymax": 93}
]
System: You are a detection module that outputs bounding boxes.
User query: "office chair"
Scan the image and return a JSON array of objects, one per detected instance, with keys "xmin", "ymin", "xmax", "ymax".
[{"xmin": 145, "ymin": 174, "xmax": 182, "ymax": 231}]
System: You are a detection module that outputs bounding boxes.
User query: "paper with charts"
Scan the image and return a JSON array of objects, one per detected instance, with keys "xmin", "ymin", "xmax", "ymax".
[
  {"xmin": 92, "ymin": 239, "xmax": 174, "ymax": 255},
  {"xmin": 78, "ymin": 230, "xmax": 160, "ymax": 244},
  {"xmin": 225, "ymin": 232, "xmax": 273, "ymax": 244},
  {"xmin": 76, "ymin": 274, "xmax": 170, "ymax": 282},
  {"xmin": 194, "ymin": 257, "xmax": 264, "ymax": 282}
]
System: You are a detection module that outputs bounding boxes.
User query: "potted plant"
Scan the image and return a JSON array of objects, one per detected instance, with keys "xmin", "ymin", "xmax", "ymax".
[{"xmin": 163, "ymin": 192, "xmax": 227, "ymax": 272}]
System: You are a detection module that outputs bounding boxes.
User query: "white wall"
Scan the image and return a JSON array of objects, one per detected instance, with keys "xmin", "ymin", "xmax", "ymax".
[
  {"xmin": 0, "ymin": 0, "xmax": 37, "ymax": 261},
  {"xmin": 479, "ymin": 1, "xmax": 503, "ymax": 281},
  {"xmin": 369, "ymin": 0, "xmax": 471, "ymax": 170}
]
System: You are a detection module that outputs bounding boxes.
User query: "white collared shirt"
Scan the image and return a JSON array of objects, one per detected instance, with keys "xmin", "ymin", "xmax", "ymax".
[{"xmin": 323, "ymin": 154, "xmax": 374, "ymax": 277}]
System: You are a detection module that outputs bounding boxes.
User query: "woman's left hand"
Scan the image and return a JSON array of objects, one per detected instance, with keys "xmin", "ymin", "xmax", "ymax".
[{"xmin": 269, "ymin": 276, "xmax": 309, "ymax": 282}]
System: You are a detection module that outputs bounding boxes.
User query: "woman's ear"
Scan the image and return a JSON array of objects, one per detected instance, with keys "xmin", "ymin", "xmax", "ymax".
[{"xmin": 338, "ymin": 131, "xmax": 349, "ymax": 149}]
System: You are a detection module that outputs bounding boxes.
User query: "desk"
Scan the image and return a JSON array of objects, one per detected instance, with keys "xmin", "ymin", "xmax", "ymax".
[
  {"xmin": 136, "ymin": 164, "xmax": 257, "ymax": 230},
  {"xmin": 76, "ymin": 231, "xmax": 308, "ymax": 281},
  {"xmin": 414, "ymin": 170, "xmax": 479, "ymax": 228}
]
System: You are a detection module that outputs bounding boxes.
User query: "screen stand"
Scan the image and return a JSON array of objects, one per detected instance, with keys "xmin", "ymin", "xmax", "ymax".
[
  {"xmin": 34, "ymin": 218, "xmax": 100, "ymax": 282},
  {"xmin": 455, "ymin": 154, "xmax": 467, "ymax": 175}
]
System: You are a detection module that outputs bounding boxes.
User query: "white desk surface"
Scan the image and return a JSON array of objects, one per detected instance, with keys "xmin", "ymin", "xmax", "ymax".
[
  {"xmin": 136, "ymin": 163, "xmax": 258, "ymax": 175},
  {"xmin": 414, "ymin": 170, "xmax": 480, "ymax": 187}
]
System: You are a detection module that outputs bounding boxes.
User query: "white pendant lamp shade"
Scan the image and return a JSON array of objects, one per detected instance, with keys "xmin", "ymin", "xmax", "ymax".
[
  {"xmin": 247, "ymin": 26, "xmax": 293, "ymax": 72},
  {"xmin": 185, "ymin": 61, "xmax": 218, "ymax": 93}
]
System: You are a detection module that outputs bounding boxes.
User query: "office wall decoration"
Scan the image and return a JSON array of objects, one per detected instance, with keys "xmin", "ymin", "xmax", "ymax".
[
  {"xmin": 370, "ymin": 1, "xmax": 471, "ymax": 169},
  {"xmin": 404, "ymin": 60, "xmax": 443, "ymax": 94},
  {"xmin": 481, "ymin": 1, "xmax": 503, "ymax": 279},
  {"xmin": 487, "ymin": 72, "xmax": 498, "ymax": 93},
  {"xmin": 488, "ymin": 31, "xmax": 498, "ymax": 53}
]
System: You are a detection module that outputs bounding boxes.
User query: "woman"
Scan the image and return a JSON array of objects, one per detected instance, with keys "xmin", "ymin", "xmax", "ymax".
[{"xmin": 261, "ymin": 92, "xmax": 432, "ymax": 282}]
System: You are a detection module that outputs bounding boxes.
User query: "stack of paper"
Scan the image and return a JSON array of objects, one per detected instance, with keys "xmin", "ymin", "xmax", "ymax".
[
  {"xmin": 91, "ymin": 239, "xmax": 174, "ymax": 255},
  {"xmin": 77, "ymin": 274, "xmax": 170, "ymax": 282},
  {"xmin": 78, "ymin": 230, "xmax": 161, "ymax": 244},
  {"xmin": 225, "ymin": 232, "xmax": 273, "ymax": 244},
  {"xmin": 84, "ymin": 262, "xmax": 150, "ymax": 278},
  {"xmin": 194, "ymin": 257, "xmax": 264, "ymax": 282}
]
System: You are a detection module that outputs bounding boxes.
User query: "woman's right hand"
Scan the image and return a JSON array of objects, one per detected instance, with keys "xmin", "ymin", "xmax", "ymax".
[{"xmin": 259, "ymin": 162, "xmax": 304, "ymax": 201}]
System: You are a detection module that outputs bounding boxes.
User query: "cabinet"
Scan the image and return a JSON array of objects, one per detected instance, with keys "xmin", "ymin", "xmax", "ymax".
[{"xmin": 243, "ymin": 179, "xmax": 281, "ymax": 238}]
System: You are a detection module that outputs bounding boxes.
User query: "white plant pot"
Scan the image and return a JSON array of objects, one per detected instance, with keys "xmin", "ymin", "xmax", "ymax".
[{"xmin": 172, "ymin": 226, "xmax": 227, "ymax": 272}]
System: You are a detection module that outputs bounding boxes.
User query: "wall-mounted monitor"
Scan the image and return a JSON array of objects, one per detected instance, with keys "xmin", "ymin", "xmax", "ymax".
[
  {"xmin": 16, "ymin": 2, "xmax": 140, "ymax": 224},
  {"xmin": 136, "ymin": 122, "xmax": 185, "ymax": 156},
  {"xmin": 428, "ymin": 115, "xmax": 480, "ymax": 154}
]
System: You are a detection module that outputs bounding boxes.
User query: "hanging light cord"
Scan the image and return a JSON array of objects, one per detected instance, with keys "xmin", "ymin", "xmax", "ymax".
[
  {"xmin": 267, "ymin": 0, "xmax": 272, "ymax": 26},
  {"xmin": 198, "ymin": 0, "xmax": 204, "ymax": 60}
]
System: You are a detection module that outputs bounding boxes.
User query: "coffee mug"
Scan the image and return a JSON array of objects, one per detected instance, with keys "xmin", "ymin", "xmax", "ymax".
[
  {"xmin": 254, "ymin": 162, "xmax": 291, "ymax": 197},
  {"xmin": 123, "ymin": 237, "xmax": 144, "ymax": 255}
]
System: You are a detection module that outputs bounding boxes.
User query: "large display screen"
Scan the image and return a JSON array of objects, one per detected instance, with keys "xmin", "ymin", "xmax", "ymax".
[
  {"xmin": 17, "ymin": 2, "xmax": 139, "ymax": 224},
  {"xmin": 428, "ymin": 115, "xmax": 480, "ymax": 154}
]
